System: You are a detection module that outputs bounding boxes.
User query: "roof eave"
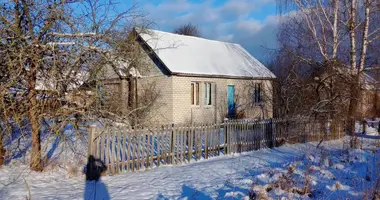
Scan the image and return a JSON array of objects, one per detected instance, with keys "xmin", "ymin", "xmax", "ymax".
[{"xmin": 172, "ymin": 72, "xmax": 276, "ymax": 80}]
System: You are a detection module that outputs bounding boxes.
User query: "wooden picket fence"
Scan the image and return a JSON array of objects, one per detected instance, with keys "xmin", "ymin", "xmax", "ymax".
[{"xmin": 87, "ymin": 118, "xmax": 345, "ymax": 175}]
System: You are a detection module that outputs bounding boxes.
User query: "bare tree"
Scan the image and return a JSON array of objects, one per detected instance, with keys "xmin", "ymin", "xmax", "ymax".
[
  {"xmin": 0, "ymin": 0, "xmax": 142, "ymax": 170},
  {"xmin": 173, "ymin": 23, "xmax": 202, "ymax": 37},
  {"xmin": 275, "ymin": 0, "xmax": 380, "ymax": 147}
]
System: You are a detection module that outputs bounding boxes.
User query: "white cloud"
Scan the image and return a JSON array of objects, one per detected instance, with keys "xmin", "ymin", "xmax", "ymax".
[
  {"xmin": 140, "ymin": 0, "xmax": 279, "ymax": 61},
  {"xmin": 217, "ymin": 34, "xmax": 234, "ymax": 42},
  {"xmin": 215, "ymin": 15, "xmax": 280, "ymax": 61},
  {"xmin": 153, "ymin": 0, "xmax": 192, "ymax": 12},
  {"xmin": 235, "ymin": 20, "xmax": 262, "ymax": 32},
  {"xmin": 218, "ymin": 0, "xmax": 261, "ymax": 20}
]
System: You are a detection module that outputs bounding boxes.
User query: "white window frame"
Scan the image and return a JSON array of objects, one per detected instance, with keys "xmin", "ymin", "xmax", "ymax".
[
  {"xmin": 191, "ymin": 82, "xmax": 200, "ymax": 106},
  {"xmin": 204, "ymin": 82, "xmax": 212, "ymax": 106}
]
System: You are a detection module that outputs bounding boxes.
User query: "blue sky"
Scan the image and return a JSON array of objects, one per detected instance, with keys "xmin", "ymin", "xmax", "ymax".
[{"xmin": 121, "ymin": 0, "xmax": 279, "ymax": 63}]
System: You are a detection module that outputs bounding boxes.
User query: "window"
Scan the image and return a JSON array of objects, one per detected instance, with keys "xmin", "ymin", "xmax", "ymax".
[
  {"xmin": 191, "ymin": 82, "xmax": 199, "ymax": 105},
  {"xmin": 254, "ymin": 83, "xmax": 262, "ymax": 103},
  {"xmin": 204, "ymin": 83, "xmax": 212, "ymax": 105},
  {"xmin": 97, "ymin": 84, "xmax": 105, "ymax": 106}
]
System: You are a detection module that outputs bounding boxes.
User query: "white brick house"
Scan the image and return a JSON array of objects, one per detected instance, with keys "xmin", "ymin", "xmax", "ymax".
[{"xmin": 102, "ymin": 28, "xmax": 276, "ymax": 124}]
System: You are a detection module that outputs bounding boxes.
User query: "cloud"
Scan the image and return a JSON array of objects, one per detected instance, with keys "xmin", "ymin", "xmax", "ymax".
[
  {"xmin": 140, "ymin": 0, "xmax": 279, "ymax": 62},
  {"xmin": 217, "ymin": 0, "xmax": 272, "ymax": 21},
  {"xmin": 239, "ymin": 18, "xmax": 279, "ymax": 61},
  {"xmin": 217, "ymin": 34, "xmax": 234, "ymax": 42},
  {"xmin": 216, "ymin": 15, "xmax": 280, "ymax": 62}
]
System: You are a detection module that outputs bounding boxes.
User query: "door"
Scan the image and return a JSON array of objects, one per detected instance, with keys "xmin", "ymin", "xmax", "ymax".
[{"xmin": 227, "ymin": 85, "xmax": 235, "ymax": 117}]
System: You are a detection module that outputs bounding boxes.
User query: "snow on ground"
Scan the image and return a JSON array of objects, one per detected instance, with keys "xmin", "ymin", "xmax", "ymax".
[
  {"xmin": 249, "ymin": 139, "xmax": 380, "ymax": 200},
  {"xmin": 0, "ymin": 137, "xmax": 379, "ymax": 200},
  {"xmin": 2, "ymin": 121, "xmax": 89, "ymax": 170},
  {"xmin": 356, "ymin": 119, "xmax": 380, "ymax": 136}
]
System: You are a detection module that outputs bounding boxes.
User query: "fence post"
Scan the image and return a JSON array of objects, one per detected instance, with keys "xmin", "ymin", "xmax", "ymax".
[
  {"xmin": 272, "ymin": 119, "xmax": 276, "ymax": 147},
  {"xmin": 87, "ymin": 125, "xmax": 96, "ymax": 158},
  {"xmin": 170, "ymin": 123, "xmax": 175, "ymax": 165},
  {"xmin": 205, "ymin": 123, "xmax": 209, "ymax": 159},
  {"xmin": 265, "ymin": 119, "xmax": 274, "ymax": 148},
  {"xmin": 362, "ymin": 120, "xmax": 366, "ymax": 135},
  {"xmin": 224, "ymin": 119, "xmax": 228, "ymax": 154}
]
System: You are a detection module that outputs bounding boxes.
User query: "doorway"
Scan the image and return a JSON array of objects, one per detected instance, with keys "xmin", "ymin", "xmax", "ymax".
[{"xmin": 227, "ymin": 85, "xmax": 235, "ymax": 118}]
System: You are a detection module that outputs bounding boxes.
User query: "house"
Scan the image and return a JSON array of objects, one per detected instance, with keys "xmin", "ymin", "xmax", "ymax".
[
  {"xmin": 358, "ymin": 68, "xmax": 380, "ymax": 117},
  {"xmin": 312, "ymin": 63, "xmax": 380, "ymax": 119},
  {"xmin": 100, "ymin": 28, "xmax": 276, "ymax": 124}
]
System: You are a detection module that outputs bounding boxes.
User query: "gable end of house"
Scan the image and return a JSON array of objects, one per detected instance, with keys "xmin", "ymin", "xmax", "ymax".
[{"xmin": 133, "ymin": 29, "xmax": 172, "ymax": 77}]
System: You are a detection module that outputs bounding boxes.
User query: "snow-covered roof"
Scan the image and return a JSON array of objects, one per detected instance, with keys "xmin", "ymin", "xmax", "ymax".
[
  {"xmin": 101, "ymin": 56, "xmax": 142, "ymax": 80},
  {"xmin": 113, "ymin": 60, "xmax": 141, "ymax": 78},
  {"xmin": 362, "ymin": 70, "xmax": 380, "ymax": 90},
  {"xmin": 137, "ymin": 28, "xmax": 276, "ymax": 79},
  {"xmin": 36, "ymin": 70, "xmax": 89, "ymax": 91}
]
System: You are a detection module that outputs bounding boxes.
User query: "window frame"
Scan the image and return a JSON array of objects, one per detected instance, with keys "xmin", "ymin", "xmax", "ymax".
[
  {"xmin": 191, "ymin": 82, "xmax": 200, "ymax": 106},
  {"xmin": 253, "ymin": 83, "xmax": 262, "ymax": 104},
  {"xmin": 204, "ymin": 82, "xmax": 212, "ymax": 106}
]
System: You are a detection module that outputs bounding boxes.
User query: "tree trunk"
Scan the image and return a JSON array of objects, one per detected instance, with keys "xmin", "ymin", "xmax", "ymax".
[
  {"xmin": 347, "ymin": 0, "xmax": 360, "ymax": 148},
  {"xmin": 134, "ymin": 77, "xmax": 138, "ymax": 124},
  {"xmin": 0, "ymin": 131, "xmax": 4, "ymax": 166},
  {"xmin": 332, "ymin": 0, "xmax": 339, "ymax": 58},
  {"xmin": 350, "ymin": 0, "xmax": 357, "ymax": 72},
  {"xmin": 28, "ymin": 63, "xmax": 42, "ymax": 171},
  {"xmin": 347, "ymin": 75, "xmax": 360, "ymax": 148},
  {"xmin": 358, "ymin": 0, "xmax": 370, "ymax": 72},
  {"xmin": 120, "ymin": 79, "xmax": 128, "ymax": 115}
]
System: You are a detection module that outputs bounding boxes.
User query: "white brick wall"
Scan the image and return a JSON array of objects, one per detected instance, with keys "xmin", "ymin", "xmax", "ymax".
[
  {"xmin": 102, "ymin": 74, "xmax": 273, "ymax": 125},
  {"xmin": 138, "ymin": 75, "xmax": 173, "ymax": 124},
  {"xmin": 171, "ymin": 76, "xmax": 273, "ymax": 124}
]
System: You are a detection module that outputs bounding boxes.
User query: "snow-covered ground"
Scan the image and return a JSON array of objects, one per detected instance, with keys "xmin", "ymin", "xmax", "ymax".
[
  {"xmin": 0, "ymin": 137, "xmax": 379, "ymax": 200},
  {"xmin": 356, "ymin": 119, "xmax": 380, "ymax": 136}
]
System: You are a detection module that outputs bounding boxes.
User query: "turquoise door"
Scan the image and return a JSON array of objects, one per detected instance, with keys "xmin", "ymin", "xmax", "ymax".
[{"xmin": 227, "ymin": 85, "xmax": 235, "ymax": 117}]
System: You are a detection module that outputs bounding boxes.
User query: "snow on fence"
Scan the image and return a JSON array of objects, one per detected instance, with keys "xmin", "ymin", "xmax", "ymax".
[{"xmin": 87, "ymin": 119, "xmax": 345, "ymax": 175}]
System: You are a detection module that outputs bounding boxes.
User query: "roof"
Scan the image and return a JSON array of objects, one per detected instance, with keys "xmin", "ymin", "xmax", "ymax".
[
  {"xmin": 104, "ymin": 59, "xmax": 141, "ymax": 79},
  {"xmin": 96, "ymin": 54, "xmax": 142, "ymax": 80},
  {"xmin": 313, "ymin": 64, "xmax": 380, "ymax": 90},
  {"xmin": 362, "ymin": 68, "xmax": 380, "ymax": 90},
  {"xmin": 36, "ymin": 70, "xmax": 89, "ymax": 91},
  {"xmin": 332, "ymin": 65, "xmax": 380, "ymax": 90},
  {"xmin": 136, "ymin": 28, "xmax": 276, "ymax": 79}
]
